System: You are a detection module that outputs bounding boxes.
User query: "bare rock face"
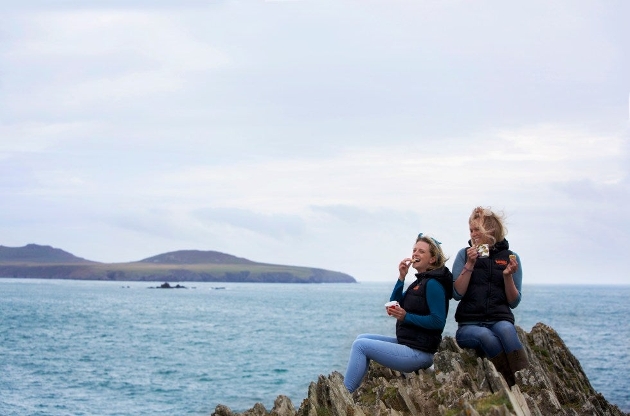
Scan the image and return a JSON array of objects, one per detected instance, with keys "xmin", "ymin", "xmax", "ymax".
[{"xmin": 212, "ymin": 323, "xmax": 628, "ymax": 416}]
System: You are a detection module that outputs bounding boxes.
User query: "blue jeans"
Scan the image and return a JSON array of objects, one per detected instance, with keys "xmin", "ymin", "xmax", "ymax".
[
  {"xmin": 455, "ymin": 321, "xmax": 523, "ymax": 358},
  {"xmin": 343, "ymin": 334, "xmax": 434, "ymax": 392}
]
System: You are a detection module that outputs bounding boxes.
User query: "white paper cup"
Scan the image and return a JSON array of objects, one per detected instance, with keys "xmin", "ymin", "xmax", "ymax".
[{"xmin": 385, "ymin": 301, "xmax": 399, "ymax": 317}]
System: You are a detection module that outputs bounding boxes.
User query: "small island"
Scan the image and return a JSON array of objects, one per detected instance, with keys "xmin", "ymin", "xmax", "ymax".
[{"xmin": 148, "ymin": 282, "xmax": 188, "ymax": 289}]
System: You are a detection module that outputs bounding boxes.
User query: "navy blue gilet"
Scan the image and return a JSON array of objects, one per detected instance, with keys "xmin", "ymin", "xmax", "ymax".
[
  {"xmin": 396, "ymin": 266, "xmax": 452, "ymax": 353},
  {"xmin": 455, "ymin": 239, "xmax": 515, "ymax": 324}
]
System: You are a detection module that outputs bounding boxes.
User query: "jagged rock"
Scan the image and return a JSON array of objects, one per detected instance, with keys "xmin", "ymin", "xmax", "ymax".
[{"xmin": 212, "ymin": 322, "xmax": 628, "ymax": 416}]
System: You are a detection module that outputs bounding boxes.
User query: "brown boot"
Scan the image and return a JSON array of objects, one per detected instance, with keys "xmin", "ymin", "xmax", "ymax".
[
  {"xmin": 490, "ymin": 351, "xmax": 515, "ymax": 387},
  {"xmin": 506, "ymin": 348, "xmax": 529, "ymax": 374}
]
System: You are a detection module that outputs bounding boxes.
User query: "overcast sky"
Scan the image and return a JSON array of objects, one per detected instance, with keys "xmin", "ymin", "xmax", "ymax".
[{"xmin": 1, "ymin": 1, "xmax": 628, "ymax": 284}]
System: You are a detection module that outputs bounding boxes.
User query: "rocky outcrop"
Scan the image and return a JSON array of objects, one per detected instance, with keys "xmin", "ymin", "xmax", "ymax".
[
  {"xmin": 212, "ymin": 323, "xmax": 628, "ymax": 416},
  {"xmin": 148, "ymin": 282, "xmax": 187, "ymax": 289}
]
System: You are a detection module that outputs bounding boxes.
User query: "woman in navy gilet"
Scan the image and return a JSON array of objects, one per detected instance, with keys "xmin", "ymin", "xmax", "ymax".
[
  {"xmin": 452, "ymin": 206, "xmax": 529, "ymax": 386},
  {"xmin": 343, "ymin": 234, "xmax": 453, "ymax": 393}
]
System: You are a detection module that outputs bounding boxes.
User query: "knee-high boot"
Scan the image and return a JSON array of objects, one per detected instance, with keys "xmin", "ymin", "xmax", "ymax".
[
  {"xmin": 506, "ymin": 348, "xmax": 529, "ymax": 380},
  {"xmin": 490, "ymin": 351, "xmax": 515, "ymax": 387}
]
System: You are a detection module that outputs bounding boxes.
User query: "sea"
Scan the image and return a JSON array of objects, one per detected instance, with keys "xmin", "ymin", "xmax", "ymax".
[{"xmin": 1, "ymin": 279, "xmax": 628, "ymax": 416}]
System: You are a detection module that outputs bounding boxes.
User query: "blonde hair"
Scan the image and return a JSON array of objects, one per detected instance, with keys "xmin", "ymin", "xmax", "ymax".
[
  {"xmin": 468, "ymin": 206, "xmax": 507, "ymax": 247},
  {"xmin": 415, "ymin": 234, "xmax": 449, "ymax": 270}
]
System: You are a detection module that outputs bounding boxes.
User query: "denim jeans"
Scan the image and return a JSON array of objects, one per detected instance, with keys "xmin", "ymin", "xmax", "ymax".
[
  {"xmin": 455, "ymin": 321, "xmax": 523, "ymax": 358},
  {"xmin": 343, "ymin": 334, "xmax": 434, "ymax": 392}
]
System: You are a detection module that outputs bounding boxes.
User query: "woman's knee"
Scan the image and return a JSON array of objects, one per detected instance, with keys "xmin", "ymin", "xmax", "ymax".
[
  {"xmin": 456, "ymin": 326, "xmax": 502, "ymax": 357},
  {"xmin": 455, "ymin": 332, "xmax": 482, "ymax": 353},
  {"xmin": 456, "ymin": 326, "xmax": 494, "ymax": 345},
  {"xmin": 492, "ymin": 321, "xmax": 518, "ymax": 337},
  {"xmin": 492, "ymin": 322, "xmax": 523, "ymax": 352},
  {"xmin": 352, "ymin": 338, "xmax": 367, "ymax": 351}
]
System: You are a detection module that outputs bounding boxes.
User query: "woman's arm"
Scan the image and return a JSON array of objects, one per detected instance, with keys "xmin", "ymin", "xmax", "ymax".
[
  {"xmin": 390, "ymin": 278, "xmax": 405, "ymax": 303},
  {"xmin": 453, "ymin": 247, "xmax": 477, "ymax": 299},
  {"xmin": 402, "ymin": 279, "xmax": 446, "ymax": 331},
  {"xmin": 504, "ymin": 252, "xmax": 523, "ymax": 308}
]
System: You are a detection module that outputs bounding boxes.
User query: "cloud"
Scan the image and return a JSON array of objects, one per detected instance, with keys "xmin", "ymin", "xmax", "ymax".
[
  {"xmin": 192, "ymin": 207, "xmax": 307, "ymax": 239},
  {"xmin": 2, "ymin": 10, "xmax": 230, "ymax": 116},
  {"xmin": 109, "ymin": 123, "xmax": 623, "ymax": 217},
  {"xmin": 1, "ymin": 1, "xmax": 629, "ymax": 284}
]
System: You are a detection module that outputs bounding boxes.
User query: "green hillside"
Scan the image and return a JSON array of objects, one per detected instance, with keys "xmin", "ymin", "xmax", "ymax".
[
  {"xmin": 0, "ymin": 244, "xmax": 356, "ymax": 283},
  {"xmin": 0, "ymin": 244, "xmax": 96, "ymax": 264}
]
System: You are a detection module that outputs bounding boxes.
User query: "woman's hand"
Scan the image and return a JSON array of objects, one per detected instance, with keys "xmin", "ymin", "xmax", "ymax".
[
  {"xmin": 503, "ymin": 255, "xmax": 519, "ymax": 277},
  {"xmin": 398, "ymin": 258, "xmax": 412, "ymax": 281},
  {"xmin": 386, "ymin": 304, "xmax": 407, "ymax": 321},
  {"xmin": 466, "ymin": 246, "xmax": 479, "ymax": 267}
]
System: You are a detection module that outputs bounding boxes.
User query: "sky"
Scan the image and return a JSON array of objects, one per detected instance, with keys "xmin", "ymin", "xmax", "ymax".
[{"xmin": 1, "ymin": 1, "xmax": 628, "ymax": 284}]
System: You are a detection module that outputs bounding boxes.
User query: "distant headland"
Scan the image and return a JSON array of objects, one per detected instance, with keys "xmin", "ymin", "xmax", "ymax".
[{"xmin": 0, "ymin": 244, "xmax": 356, "ymax": 283}]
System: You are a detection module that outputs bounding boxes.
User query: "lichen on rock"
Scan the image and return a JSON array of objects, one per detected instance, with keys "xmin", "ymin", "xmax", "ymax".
[{"xmin": 212, "ymin": 323, "xmax": 628, "ymax": 416}]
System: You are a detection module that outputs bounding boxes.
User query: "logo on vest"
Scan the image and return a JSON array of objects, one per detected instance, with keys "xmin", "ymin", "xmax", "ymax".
[{"xmin": 495, "ymin": 259, "xmax": 508, "ymax": 266}]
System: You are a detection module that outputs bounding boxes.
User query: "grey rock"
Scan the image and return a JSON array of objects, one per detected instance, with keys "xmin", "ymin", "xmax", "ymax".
[{"xmin": 212, "ymin": 323, "xmax": 628, "ymax": 416}]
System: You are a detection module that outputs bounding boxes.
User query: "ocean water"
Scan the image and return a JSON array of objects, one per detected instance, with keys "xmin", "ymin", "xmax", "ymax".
[{"xmin": 0, "ymin": 279, "xmax": 628, "ymax": 415}]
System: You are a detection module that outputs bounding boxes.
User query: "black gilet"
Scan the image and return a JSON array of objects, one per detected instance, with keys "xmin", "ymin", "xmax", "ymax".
[
  {"xmin": 454, "ymin": 239, "xmax": 515, "ymax": 324},
  {"xmin": 396, "ymin": 266, "xmax": 453, "ymax": 353}
]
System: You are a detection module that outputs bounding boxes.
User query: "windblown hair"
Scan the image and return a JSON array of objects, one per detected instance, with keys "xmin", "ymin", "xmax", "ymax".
[
  {"xmin": 415, "ymin": 234, "xmax": 449, "ymax": 271},
  {"xmin": 469, "ymin": 206, "xmax": 507, "ymax": 247}
]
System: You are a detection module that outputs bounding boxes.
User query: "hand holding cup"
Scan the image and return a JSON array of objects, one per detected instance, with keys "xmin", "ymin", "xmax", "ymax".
[
  {"xmin": 385, "ymin": 301, "xmax": 406, "ymax": 320},
  {"xmin": 385, "ymin": 301, "xmax": 399, "ymax": 316}
]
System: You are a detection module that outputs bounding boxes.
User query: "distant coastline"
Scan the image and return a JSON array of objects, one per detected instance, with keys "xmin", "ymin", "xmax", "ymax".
[{"xmin": 0, "ymin": 244, "xmax": 356, "ymax": 283}]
